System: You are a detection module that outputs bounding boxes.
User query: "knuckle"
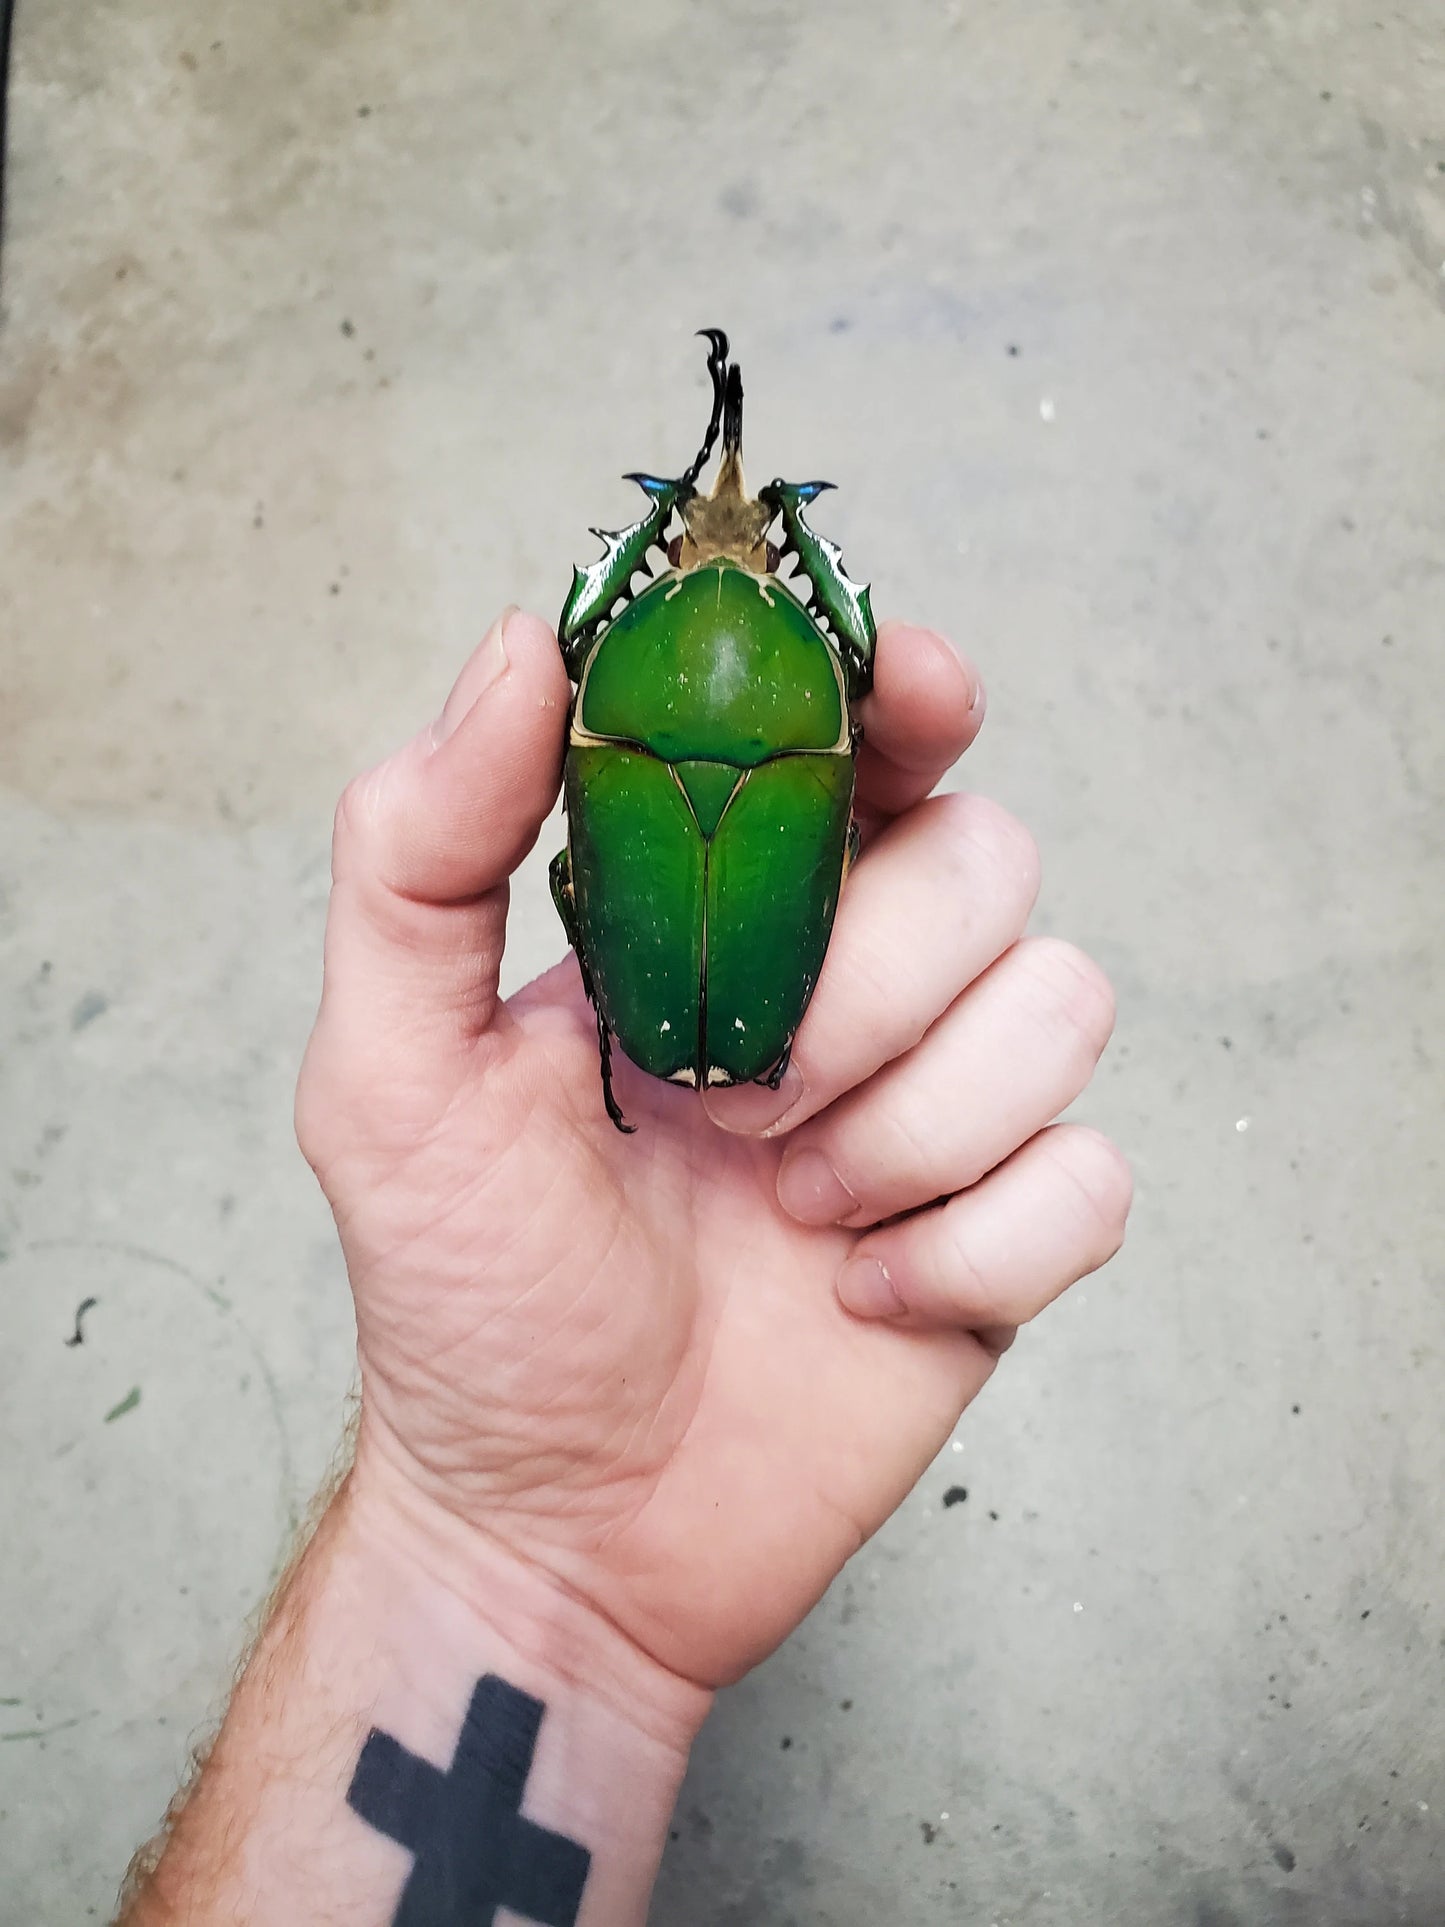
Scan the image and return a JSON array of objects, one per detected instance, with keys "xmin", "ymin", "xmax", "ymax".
[
  {"xmin": 940, "ymin": 1205, "xmax": 1007, "ymax": 1328},
  {"xmin": 938, "ymin": 793, "xmax": 1042, "ymax": 911},
  {"xmin": 813, "ymin": 939, "xmax": 911, "ymax": 1079},
  {"xmin": 332, "ymin": 775, "xmax": 369, "ymax": 859},
  {"xmin": 831, "ymin": 924, "xmax": 901, "ymax": 1019},
  {"xmin": 968, "ymin": 795, "xmax": 1042, "ymax": 907},
  {"xmin": 1016, "ymin": 937, "xmax": 1117, "ymax": 1059},
  {"xmin": 292, "ymin": 1051, "xmax": 329, "ymax": 1176},
  {"xmin": 1047, "ymin": 1126, "xmax": 1133, "ymax": 1264},
  {"xmin": 872, "ymin": 1097, "xmax": 943, "ymax": 1191},
  {"xmin": 331, "ymin": 765, "xmax": 392, "ymax": 882}
]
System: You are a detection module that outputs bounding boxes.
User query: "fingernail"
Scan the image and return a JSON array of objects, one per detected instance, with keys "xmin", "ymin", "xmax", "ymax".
[
  {"xmin": 432, "ymin": 608, "xmax": 515, "ymax": 745},
  {"xmin": 836, "ymin": 1256, "xmax": 906, "ymax": 1320},
  {"xmin": 702, "ymin": 1062, "xmax": 803, "ymax": 1137},
  {"xmin": 776, "ymin": 1148, "xmax": 856, "ymax": 1226}
]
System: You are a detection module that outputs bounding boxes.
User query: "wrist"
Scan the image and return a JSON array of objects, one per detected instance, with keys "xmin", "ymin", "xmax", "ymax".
[
  {"xmin": 128, "ymin": 1439, "xmax": 710, "ymax": 1926},
  {"xmin": 329, "ymin": 1450, "xmax": 710, "ymax": 1924},
  {"xmin": 339, "ymin": 1440, "xmax": 713, "ymax": 1758}
]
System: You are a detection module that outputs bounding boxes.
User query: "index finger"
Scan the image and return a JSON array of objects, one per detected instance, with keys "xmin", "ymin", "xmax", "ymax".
[{"xmin": 854, "ymin": 620, "xmax": 985, "ymax": 822}]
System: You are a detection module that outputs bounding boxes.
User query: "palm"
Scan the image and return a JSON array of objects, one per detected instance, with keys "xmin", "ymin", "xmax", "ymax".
[
  {"xmin": 303, "ymin": 610, "xmax": 1124, "ymax": 1694},
  {"xmin": 323, "ymin": 956, "xmax": 982, "ymax": 1686}
]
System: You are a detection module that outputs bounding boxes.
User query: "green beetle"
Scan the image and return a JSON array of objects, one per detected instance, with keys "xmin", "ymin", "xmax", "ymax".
[{"xmin": 550, "ymin": 330, "xmax": 877, "ymax": 1131}]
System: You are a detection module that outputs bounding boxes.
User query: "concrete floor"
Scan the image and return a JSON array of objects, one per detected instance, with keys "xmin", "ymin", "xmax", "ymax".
[{"xmin": 2, "ymin": 1, "xmax": 1443, "ymax": 1920}]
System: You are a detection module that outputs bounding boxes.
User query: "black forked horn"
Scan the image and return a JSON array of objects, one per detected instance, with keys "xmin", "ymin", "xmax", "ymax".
[
  {"xmin": 680, "ymin": 328, "xmax": 732, "ymax": 490},
  {"xmin": 721, "ymin": 361, "xmax": 744, "ymax": 456}
]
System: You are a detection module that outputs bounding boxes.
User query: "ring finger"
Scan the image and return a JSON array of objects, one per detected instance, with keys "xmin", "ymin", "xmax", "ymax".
[
  {"xmin": 775, "ymin": 936, "xmax": 1116, "ymax": 1227},
  {"xmin": 834, "ymin": 1123, "xmax": 1133, "ymax": 1332}
]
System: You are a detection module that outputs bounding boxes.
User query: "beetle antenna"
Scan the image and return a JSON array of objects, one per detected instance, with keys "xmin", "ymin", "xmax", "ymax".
[{"xmin": 679, "ymin": 328, "xmax": 730, "ymax": 490}]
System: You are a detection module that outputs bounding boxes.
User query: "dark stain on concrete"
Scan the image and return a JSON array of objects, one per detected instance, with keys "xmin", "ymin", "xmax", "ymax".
[{"xmin": 69, "ymin": 991, "xmax": 108, "ymax": 1031}]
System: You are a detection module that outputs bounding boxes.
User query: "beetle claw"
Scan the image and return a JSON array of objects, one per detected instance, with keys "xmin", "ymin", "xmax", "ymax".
[
  {"xmin": 758, "ymin": 1042, "xmax": 793, "ymax": 1092},
  {"xmin": 596, "ymin": 1010, "xmax": 636, "ymax": 1134}
]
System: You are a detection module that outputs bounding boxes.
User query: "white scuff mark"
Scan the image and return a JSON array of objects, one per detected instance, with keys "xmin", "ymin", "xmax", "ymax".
[
  {"xmin": 1039, "ymin": 396, "xmax": 1056, "ymax": 422},
  {"xmin": 1236, "ymin": 1116, "xmax": 1251, "ymax": 1133}
]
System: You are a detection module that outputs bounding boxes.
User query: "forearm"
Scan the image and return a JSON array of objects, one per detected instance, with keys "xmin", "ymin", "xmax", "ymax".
[{"xmin": 122, "ymin": 1462, "xmax": 710, "ymax": 1926}]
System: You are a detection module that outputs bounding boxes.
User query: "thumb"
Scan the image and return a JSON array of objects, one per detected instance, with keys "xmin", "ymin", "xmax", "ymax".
[{"xmin": 320, "ymin": 608, "xmax": 571, "ymax": 1043}]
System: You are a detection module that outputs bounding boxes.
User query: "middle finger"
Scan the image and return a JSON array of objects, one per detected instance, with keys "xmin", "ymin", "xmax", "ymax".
[{"xmin": 775, "ymin": 936, "xmax": 1117, "ymax": 1227}]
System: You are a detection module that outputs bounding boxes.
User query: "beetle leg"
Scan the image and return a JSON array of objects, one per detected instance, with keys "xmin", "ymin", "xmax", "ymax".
[
  {"xmin": 757, "ymin": 1041, "xmax": 792, "ymax": 1092},
  {"xmin": 548, "ymin": 847, "xmax": 577, "ymax": 942},
  {"xmin": 550, "ymin": 849, "xmax": 637, "ymax": 1134},
  {"xmin": 595, "ymin": 1009, "xmax": 637, "ymax": 1135}
]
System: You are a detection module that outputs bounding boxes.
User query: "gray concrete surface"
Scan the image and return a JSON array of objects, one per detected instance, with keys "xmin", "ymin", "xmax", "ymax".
[{"xmin": 2, "ymin": 1, "xmax": 1443, "ymax": 1920}]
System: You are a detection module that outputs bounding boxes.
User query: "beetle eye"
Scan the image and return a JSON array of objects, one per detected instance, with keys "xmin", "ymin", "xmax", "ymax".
[
  {"xmin": 765, "ymin": 542, "xmax": 781, "ymax": 574},
  {"xmin": 667, "ymin": 535, "xmax": 683, "ymax": 567}
]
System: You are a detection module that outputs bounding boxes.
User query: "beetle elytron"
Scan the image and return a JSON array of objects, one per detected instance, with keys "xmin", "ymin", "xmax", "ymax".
[{"xmin": 552, "ymin": 330, "xmax": 877, "ymax": 1131}]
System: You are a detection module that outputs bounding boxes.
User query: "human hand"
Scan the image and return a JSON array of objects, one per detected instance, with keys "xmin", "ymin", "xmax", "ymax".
[{"xmin": 295, "ymin": 606, "xmax": 1130, "ymax": 1694}]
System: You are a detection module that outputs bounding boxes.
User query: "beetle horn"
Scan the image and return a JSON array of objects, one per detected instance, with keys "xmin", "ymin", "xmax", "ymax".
[
  {"xmin": 721, "ymin": 361, "xmax": 744, "ymax": 457},
  {"xmin": 679, "ymin": 328, "xmax": 731, "ymax": 491}
]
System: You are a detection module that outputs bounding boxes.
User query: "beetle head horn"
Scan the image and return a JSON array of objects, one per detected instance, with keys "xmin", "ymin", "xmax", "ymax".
[
  {"xmin": 679, "ymin": 328, "xmax": 732, "ymax": 491},
  {"xmin": 721, "ymin": 361, "xmax": 744, "ymax": 457}
]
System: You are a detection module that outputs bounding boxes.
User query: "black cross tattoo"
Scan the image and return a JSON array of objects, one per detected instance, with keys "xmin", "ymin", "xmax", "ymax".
[{"xmin": 347, "ymin": 1673, "xmax": 591, "ymax": 1927}]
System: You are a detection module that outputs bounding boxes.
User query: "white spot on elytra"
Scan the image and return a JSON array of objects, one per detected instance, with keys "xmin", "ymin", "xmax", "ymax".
[
  {"xmin": 734, "ymin": 1018, "xmax": 746, "ymax": 1030},
  {"xmin": 659, "ymin": 1020, "xmax": 671, "ymax": 1033}
]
